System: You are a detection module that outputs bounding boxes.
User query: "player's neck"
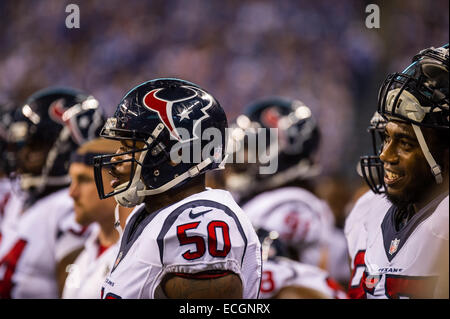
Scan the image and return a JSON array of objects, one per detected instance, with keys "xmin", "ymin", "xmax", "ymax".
[
  {"xmin": 118, "ymin": 205, "xmax": 135, "ymax": 234},
  {"xmin": 98, "ymin": 215, "xmax": 120, "ymax": 247},
  {"xmin": 143, "ymin": 176, "xmax": 206, "ymax": 214},
  {"xmin": 413, "ymin": 174, "xmax": 449, "ymax": 213}
]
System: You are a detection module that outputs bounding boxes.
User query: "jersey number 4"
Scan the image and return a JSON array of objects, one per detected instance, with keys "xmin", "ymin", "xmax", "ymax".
[{"xmin": 177, "ymin": 221, "xmax": 231, "ymax": 260}]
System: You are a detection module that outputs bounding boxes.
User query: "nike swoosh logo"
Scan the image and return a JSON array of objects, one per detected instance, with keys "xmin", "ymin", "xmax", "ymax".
[{"xmin": 189, "ymin": 209, "xmax": 213, "ymax": 219}]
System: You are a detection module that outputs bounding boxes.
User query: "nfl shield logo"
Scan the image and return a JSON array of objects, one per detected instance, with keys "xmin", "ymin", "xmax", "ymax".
[{"xmin": 389, "ymin": 238, "xmax": 400, "ymax": 255}]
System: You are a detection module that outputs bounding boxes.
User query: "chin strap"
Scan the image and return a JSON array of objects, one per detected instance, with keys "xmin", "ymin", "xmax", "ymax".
[
  {"xmin": 113, "ymin": 122, "xmax": 219, "ymax": 205},
  {"xmin": 137, "ymin": 157, "xmax": 212, "ymax": 197},
  {"xmin": 387, "ymin": 88, "xmax": 443, "ymax": 185},
  {"xmin": 411, "ymin": 124, "xmax": 443, "ymax": 184}
]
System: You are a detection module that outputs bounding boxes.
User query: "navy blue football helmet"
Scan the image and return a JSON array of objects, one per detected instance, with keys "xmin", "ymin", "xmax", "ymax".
[
  {"xmin": 8, "ymin": 87, "xmax": 105, "ymax": 196},
  {"xmin": 93, "ymin": 78, "xmax": 228, "ymax": 207},
  {"xmin": 358, "ymin": 112, "xmax": 386, "ymax": 194},
  {"xmin": 226, "ymin": 97, "xmax": 320, "ymax": 198},
  {"xmin": 377, "ymin": 43, "xmax": 449, "ymax": 184}
]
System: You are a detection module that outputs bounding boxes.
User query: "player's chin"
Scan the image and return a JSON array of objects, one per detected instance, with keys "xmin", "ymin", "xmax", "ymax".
[
  {"xmin": 74, "ymin": 207, "xmax": 89, "ymax": 226},
  {"xmin": 385, "ymin": 183, "xmax": 415, "ymax": 207}
]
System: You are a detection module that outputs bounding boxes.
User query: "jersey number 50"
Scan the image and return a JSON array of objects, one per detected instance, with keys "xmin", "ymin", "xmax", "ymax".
[{"xmin": 177, "ymin": 221, "xmax": 231, "ymax": 260}]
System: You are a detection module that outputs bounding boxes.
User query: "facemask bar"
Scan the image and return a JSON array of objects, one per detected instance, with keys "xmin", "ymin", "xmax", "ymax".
[
  {"xmin": 359, "ymin": 156, "xmax": 385, "ymax": 194},
  {"xmin": 93, "ymin": 144, "xmax": 140, "ymax": 200},
  {"xmin": 359, "ymin": 112, "xmax": 387, "ymax": 194}
]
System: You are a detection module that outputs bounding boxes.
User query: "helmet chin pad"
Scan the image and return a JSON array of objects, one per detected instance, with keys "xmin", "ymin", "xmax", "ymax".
[{"xmin": 114, "ymin": 179, "xmax": 146, "ymax": 207}]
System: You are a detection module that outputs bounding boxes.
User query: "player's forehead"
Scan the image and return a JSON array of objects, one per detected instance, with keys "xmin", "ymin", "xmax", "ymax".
[
  {"xmin": 69, "ymin": 162, "xmax": 94, "ymax": 177},
  {"xmin": 385, "ymin": 121, "xmax": 416, "ymax": 140}
]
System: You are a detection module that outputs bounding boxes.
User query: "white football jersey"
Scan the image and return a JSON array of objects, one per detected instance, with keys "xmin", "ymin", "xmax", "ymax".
[
  {"xmin": 259, "ymin": 257, "xmax": 348, "ymax": 299},
  {"xmin": 242, "ymin": 187, "xmax": 348, "ymax": 281},
  {"xmin": 362, "ymin": 193, "xmax": 449, "ymax": 299},
  {"xmin": 62, "ymin": 226, "xmax": 119, "ymax": 299},
  {"xmin": 101, "ymin": 189, "xmax": 262, "ymax": 299},
  {"xmin": 0, "ymin": 187, "xmax": 26, "ymax": 254},
  {"xmin": 344, "ymin": 190, "xmax": 391, "ymax": 298},
  {"xmin": 346, "ymin": 194, "xmax": 449, "ymax": 298},
  {"xmin": 0, "ymin": 188, "xmax": 91, "ymax": 298}
]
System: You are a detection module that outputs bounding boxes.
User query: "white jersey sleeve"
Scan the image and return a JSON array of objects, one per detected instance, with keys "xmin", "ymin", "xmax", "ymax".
[{"xmin": 260, "ymin": 257, "xmax": 348, "ymax": 299}]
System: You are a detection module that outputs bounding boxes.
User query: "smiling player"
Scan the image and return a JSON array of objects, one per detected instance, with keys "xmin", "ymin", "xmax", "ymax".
[{"xmin": 358, "ymin": 44, "xmax": 449, "ymax": 299}]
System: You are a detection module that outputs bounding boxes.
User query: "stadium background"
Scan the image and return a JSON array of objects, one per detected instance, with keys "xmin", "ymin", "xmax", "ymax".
[{"xmin": 0, "ymin": 0, "xmax": 448, "ymax": 203}]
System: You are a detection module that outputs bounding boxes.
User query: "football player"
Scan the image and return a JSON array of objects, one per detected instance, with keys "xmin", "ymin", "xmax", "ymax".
[
  {"xmin": 0, "ymin": 87, "xmax": 105, "ymax": 298},
  {"xmin": 93, "ymin": 78, "xmax": 261, "ymax": 299},
  {"xmin": 225, "ymin": 97, "xmax": 349, "ymax": 285},
  {"xmin": 257, "ymin": 228, "xmax": 348, "ymax": 299},
  {"xmin": 357, "ymin": 44, "xmax": 449, "ymax": 298},
  {"xmin": 345, "ymin": 112, "xmax": 392, "ymax": 298},
  {"xmin": 62, "ymin": 138, "xmax": 135, "ymax": 299}
]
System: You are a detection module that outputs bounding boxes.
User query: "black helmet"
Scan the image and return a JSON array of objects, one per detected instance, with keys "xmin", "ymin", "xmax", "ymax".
[
  {"xmin": 226, "ymin": 97, "xmax": 320, "ymax": 198},
  {"xmin": 378, "ymin": 43, "xmax": 449, "ymax": 129},
  {"xmin": 9, "ymin": 87, "xmax": 105, "ymax": 195}
]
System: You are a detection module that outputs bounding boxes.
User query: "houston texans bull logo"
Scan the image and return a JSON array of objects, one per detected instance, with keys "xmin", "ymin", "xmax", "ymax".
[
  {"xmin": 48, "ymin": 98, "xmax": 68, "ymax": 125},
  {"xmin": 48, "ymin": 98, "xmax": 86, "ymax": 145},
  {"xmin": 142, "ymin": 86, "xmax": 213, "ymax": 143}
]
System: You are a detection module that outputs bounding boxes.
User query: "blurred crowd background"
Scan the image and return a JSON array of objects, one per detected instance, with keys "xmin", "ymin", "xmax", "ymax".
[{"xmin": 0, "ymin": 0, "xmax": 448, "ymax": 224}]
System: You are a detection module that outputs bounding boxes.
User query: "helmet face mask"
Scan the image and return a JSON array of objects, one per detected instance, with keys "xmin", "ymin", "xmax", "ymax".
[
  {"xmin": 93, "ymin": 78, "xmax": 228, "ymax": 207},
  {"xmin": 93, "ymin": 126, "xmax": 163, "ymax": 205},
  {"xmin": 359, "ymin": 112, "xmax": 387, "ymax": 194}
]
